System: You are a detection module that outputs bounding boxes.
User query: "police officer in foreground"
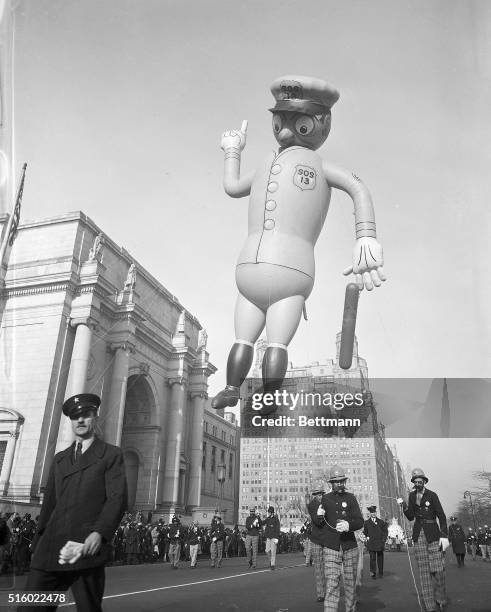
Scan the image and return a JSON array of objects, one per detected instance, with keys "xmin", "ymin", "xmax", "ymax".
[
  {"xmin": 23, "ymin": 393, "xmax": 127, "ymax": 612},
  {"xmin": 398, "ymin": 468, "xmax": 448, "ymax": 612},
  {"xmin": 313, "ymin": 465, "xmax": 363, "ymax": 612}
]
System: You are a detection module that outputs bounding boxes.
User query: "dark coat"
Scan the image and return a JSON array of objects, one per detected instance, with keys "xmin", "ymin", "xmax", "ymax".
[
  {"xmin": 363, "ymin": 517, "xmax": 388, "ymax": 552},
  {"xmin": 402, "ymin": 488, "xmax": 447, "ymax": 544},
  {"xmin": 448, "ymin": 523, "xmax": 466, "ymax": 555},
  {"xmin": 307, "ymin": 499, "xmax": 327, "ymax": 546},
  {"xmin": 245, "ymin": 514, "xmax": 262, "ymax": 536},
  {"xmin": 311, "ymin": 491, "xmax": 363, "ymax": 552},
  {"xmin": 30, "ymin": 437, "xmax": 128, "ymax": 571},
  {"xmin": 263, "ymin": 515, "xmax": 280, "ymax": 540}
]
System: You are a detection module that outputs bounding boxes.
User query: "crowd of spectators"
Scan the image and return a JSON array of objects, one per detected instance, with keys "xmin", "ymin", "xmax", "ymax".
[{"xmin": 0, "ymin": 510, "xmax": 305, "ymax": 575}]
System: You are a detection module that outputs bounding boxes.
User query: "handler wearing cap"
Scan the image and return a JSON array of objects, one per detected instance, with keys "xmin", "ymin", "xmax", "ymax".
[
  {"xmin": 363, "ymin": 505, "xmax": 388, "ymax": 578},
  {"xmin": 398, "ymin": 468, "xmax": 448, "ymax": 612},
  {"xmin": 213, "ymin": 75, "xmax": 385, "ymax": 412},
  {"xmin": 263, "ymin": 506, "xmax": 281, "ymax": 570},
  {"xmin": 313, "ymin": 465, "xmax": 363, "ymax": 612},
  {"xmin": 23, "ymin": 394, "xmax": 127, "ymax": 612},
  {"xmin": 307, "ymin": 486, "xmax": 327, "ymax": 603}
]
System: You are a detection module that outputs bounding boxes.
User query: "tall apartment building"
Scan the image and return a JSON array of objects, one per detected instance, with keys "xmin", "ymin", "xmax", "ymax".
[{"xmin": 238, "ymin": 337, "xmax": 407, "ymax": 528}]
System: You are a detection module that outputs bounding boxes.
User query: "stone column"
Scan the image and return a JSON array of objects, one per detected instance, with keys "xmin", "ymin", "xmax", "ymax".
[
  {"xmin": 104, "ymin": 341, "xmax": 135, "ymax": 446},
  {"xmin": 187, "ymin": 391, "xmax": 206, "ymax": 510},
  {"xmin": 56, "ymin": 318, "xmax": 96, "ymax": 451},
  {"xmin": 161, "ymin": 378, "xmax": 186, "ymax": 514},
  {"xmin": 0, "ymin": 429, "xmax": 20, "ymax": 496}
]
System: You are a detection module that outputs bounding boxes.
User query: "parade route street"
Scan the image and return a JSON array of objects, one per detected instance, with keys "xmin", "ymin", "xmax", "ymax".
[{"xmin": 31, "ymin": 551, "xmax": 489, "ymax": 612}]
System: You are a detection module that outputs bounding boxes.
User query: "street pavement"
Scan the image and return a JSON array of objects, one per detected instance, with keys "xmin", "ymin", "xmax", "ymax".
[{"xmin": 4, "ymin": 550, "xmax": 491, "ymax": 611}]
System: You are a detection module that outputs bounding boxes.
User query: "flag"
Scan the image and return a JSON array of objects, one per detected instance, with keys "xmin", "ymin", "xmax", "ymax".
[
  {"xmin": 440, "ymin": 378, "xmax": 450, "ymax": 437},
  {"xmin": 6, "ymin": 163, "xmax": 27, "ymax": 246}
]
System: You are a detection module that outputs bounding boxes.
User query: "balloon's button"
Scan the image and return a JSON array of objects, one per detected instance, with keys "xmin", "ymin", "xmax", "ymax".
[
  {"xmin": 267, "ymin": 182, "xmax": 278, "ymax": 193},
  {"xmin": 264, "ymin": 219, "xmax": 275, "ymax": 230},
  {"xmin": 265, "ymin": 200, "xmax": 276, "ymax": 211}
]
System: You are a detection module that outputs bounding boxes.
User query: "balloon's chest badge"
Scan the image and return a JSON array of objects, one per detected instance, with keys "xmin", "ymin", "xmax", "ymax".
[{"xmin": 293, "ymin": 165, "xmax": 316, "ymax": 191}]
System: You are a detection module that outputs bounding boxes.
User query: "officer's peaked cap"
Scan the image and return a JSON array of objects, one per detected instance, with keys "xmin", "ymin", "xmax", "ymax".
[
  {"xmin": 269, "ymin": 75, "xmax": 340, "ymax": 115},
  {"xmin": 367, "ymin": 505, "xmax": 377, "ymax": 512},
  {"xmin": 62, "ymin": 393, "xmax": 100, "ymax": 418}
]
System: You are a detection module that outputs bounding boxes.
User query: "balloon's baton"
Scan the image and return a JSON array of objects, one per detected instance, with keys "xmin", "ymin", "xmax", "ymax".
[
  {"xmin": 241, "ymin": 120, "xmax": 248, "ymax": 134},
  {"xmin": 339, "ymin": 283, "xmax": 360, "ymax": 370}
]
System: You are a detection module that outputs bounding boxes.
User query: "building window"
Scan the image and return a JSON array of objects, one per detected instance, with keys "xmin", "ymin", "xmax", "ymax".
[
  {"xmin": 211, "ymin": 446, "xmax": 216, "ymax": 472},
  {"xmin": 220, "ymin": 449, "xmax": 225, "ymax": 465},
  {"xmin": 202, "ymin": 442, "xmax": 207, "ymax": 470}
]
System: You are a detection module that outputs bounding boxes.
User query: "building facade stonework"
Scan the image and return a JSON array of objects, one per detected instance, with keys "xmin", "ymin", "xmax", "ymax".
[{"xmin": 0, "ymin": 211, "xmax": 216, "ymax": 520}]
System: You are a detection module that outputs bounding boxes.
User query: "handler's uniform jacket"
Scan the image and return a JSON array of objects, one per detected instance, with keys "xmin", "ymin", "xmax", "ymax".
[
  {"xmin": 311, "ymin": 490, "xmax": 364, "ymax": 551},
  {"xmin": 402, "ymin": 488, "xmax": 448, "ymax": 543},
  {"xmin": 238, "ymin": 148, "xmax": 330, "ymax": 280},
  {"xmin": 263, "ymin": 515, "xmax": 280, "ymax": 540},
  {"xmin": 245, "ymin": 515, "xmax": 262, "ymax": 536},
  {"xmin": 210, "ymin": 523, "xmax": 225, "ymax": 542}
]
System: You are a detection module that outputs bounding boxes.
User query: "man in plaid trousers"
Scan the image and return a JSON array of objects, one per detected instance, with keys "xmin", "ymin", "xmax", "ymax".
[
  {"xmin": 245, "ymin": 508, "xmax": 262, "ymax": 569},
  {"xmin": 398, "ymin": 468, "xmax": 449, "ymax": 612},
  {"xmin": 307, "ymin": 486, "xmax": 327, "ymax": 603},
  {"xmin": 312, "ymin": 465, "xmax": 363, "ymax": 612}
]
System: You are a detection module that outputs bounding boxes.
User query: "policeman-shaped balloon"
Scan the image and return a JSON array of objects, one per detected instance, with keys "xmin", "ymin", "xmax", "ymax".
[{"xmin": 212, "ymin": 76, "xmax": 385, "ymax": 412}]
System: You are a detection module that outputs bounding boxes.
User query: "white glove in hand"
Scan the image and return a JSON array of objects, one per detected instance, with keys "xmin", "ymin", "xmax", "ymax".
[
  {"xmin": 273, "ymin": 538, "xmax": 278, "ymax": 544},
  {"xmin": 58, "ymin": 540, "xmax": 84, "ymax": 565},
  {"xmin": 335, "ymin": 520, "xmax": 350, "ymax": 533},
  {"xmin": 213, "ymin": 537, "xmax": 217, "ymax": 542},
  {"xmin": 316, "ymin": 506, "xmax": 325, "ymax": 516},
  {"xmin": 396, "ymin": 498, "xmax": 404, "ymax": 505},
  {"xmin": 439, "ymin": 537, "xmax": 450, "ymax": 552}
]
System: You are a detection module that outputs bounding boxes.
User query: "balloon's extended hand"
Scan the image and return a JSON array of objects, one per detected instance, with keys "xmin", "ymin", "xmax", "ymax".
[
  {"xmin": 343, "ymin": 237, "xmax": 386, "ymax": 291},
  {"xmin": 221, "ymin": 120, "xmax": 248, "ymax": 151}
]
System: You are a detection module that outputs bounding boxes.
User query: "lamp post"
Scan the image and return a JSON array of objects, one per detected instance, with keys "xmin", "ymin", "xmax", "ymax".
[
  {"xmin": 217, "ymin": 464, "xmax": 226, "ymax": 517},
  {"xmin": 464, "ymin": 490, "xmax": 477, "ymax": 532}
]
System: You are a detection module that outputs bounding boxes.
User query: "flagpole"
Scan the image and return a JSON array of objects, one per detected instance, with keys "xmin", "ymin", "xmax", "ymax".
[{"xmin": 0, "ymin": 161, "xmax": 26, "ymax": 285}]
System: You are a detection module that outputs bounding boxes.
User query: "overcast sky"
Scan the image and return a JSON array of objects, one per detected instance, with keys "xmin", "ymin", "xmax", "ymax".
[{"xmin": 7, "ymin": 0, "xmax": 491, "ymax": 513}]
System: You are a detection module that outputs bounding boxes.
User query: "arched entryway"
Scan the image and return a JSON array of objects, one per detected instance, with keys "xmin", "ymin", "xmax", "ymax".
[
  {"xmin": 120, "ymin": 374, "xmax": 160, "ymax": 511},
  {"xmin": 123, "ymin": 449, "xmax": 140, "ymax": 511}
]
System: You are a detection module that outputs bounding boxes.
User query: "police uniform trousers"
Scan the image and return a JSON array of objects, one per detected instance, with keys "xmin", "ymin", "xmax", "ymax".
[
  {"xmin": 323, "ymin": 546, "xmax": 358, "ymax": 612},
  {"xmin": 304, "ymin": 537, "xmax": 313, "ymax": 565},
  {"xmin": 210, "ymin": 540, "xmax": 223, "ymax": 567},
  {"xmin": 169, "ymin": 542, "xmax": 181, "ymax": 568},
  {"xmin": 245, "ymin": 535, "xmax": 258, "ymax": 566},
  {"xmin": 311, "ymin": 542, "xmax": 326, "ymax": 599},
  {"xmin": 414, "ymin": 531, "xmax": 446, "ymax": 611},
  {"xmin": 22, "ymin": 566, "xmax": 105, "ymax": 612}
]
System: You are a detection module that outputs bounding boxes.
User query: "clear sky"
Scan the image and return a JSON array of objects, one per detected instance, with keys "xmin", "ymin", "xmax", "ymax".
[{"xmin": 8, "ymin": 0, "xmax": 491, "ymax": 512}]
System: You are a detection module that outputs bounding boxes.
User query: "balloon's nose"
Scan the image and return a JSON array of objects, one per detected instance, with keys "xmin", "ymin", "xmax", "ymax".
[{"xmin": 277, "ymin": 127, "xmax": 295, "ymax": 146}]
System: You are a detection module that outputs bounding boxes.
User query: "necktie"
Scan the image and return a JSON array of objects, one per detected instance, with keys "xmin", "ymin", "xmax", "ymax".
[{"xmin": 75, "ymin": 442, "xmax": 82, "ymax": 461}]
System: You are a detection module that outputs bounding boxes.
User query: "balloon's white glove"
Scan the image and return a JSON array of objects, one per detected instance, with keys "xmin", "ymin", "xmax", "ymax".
[
  {"xmin": 336, "ymin": 520, "xmax": 350, "ymax": 533},
  {"xmin": 439, "ymin": 537, "xmax": 450, "ymax": 552},
  {"xmin": 343, "ymin": 237, "xmax": 386, "ymax": 291},
  {"xmin": 221, "ymin": 120, "xmax": 248, "ymax": 151},
  {"xmin": 316, "ymin": 506, "xmax": 326, "ymax": 516}
]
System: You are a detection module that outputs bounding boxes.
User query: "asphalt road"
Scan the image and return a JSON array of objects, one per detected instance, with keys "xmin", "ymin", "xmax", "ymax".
[{"xmin": 3, "ymin": 551, "xmax": 491, "ymax": 611}]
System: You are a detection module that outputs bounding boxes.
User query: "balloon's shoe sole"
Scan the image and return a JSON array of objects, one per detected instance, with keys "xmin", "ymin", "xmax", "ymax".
[{"xmin": 212, "ymin": 386, "xmax": 240, "ymax": 409}]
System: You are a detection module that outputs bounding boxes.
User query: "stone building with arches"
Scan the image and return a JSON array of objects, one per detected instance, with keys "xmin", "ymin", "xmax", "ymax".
[{"xmin": 0, "ymin": 211, "xmax": 220, "ymax": 521}]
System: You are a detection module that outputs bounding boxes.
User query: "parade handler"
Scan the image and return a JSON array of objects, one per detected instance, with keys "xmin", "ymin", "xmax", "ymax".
[
  {"xmin": 212, "ymin": 75, "xmax": 385, "ymax": 411},
  {"xmin": 362, "ymin": 504, "xmax": 388, "ymax": 578},
  {"xmin": 307, "ymin": 486, "xmax": 328, "ymax": 603},
  {"xmin": 262, "ymin": 506, "xmax": 281, "ymax": 570},
  {"xmin": 24, "ymin": 394, "xmax": 128, "ymax": 612},
  {"xmin": 313, "ymin": 465, "xmax": 363, "ymax": 612},
  {"xmin": 398, "ymin": 468, "xmax": 449, "ymax": 612}
]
